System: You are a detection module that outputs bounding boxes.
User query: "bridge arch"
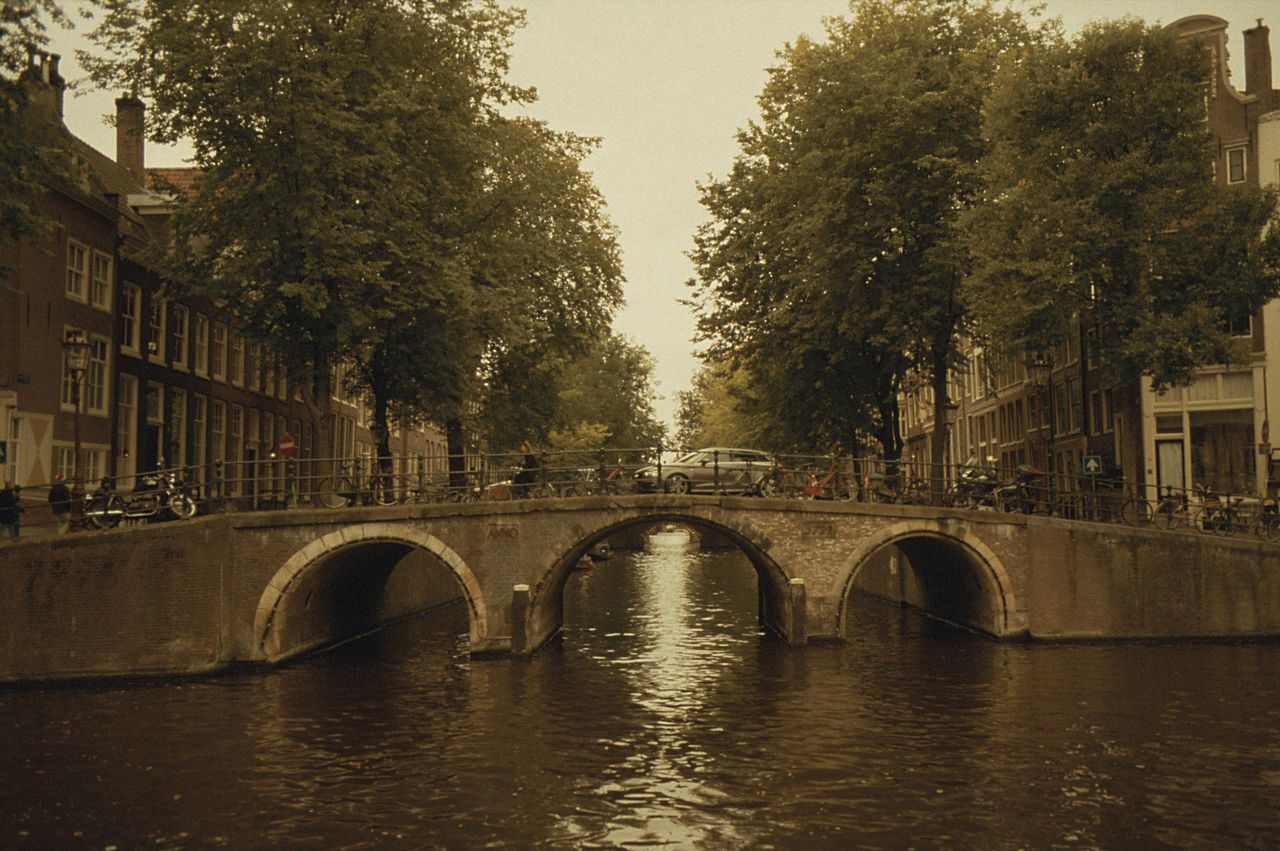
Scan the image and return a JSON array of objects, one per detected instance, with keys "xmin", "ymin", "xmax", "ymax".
[
  {"xmin": 835, "ymin": 520, "xmax": 1020, "ymax": 638},
  {"xmin": 519, "ymin": 507, "xmax": 794, "ymax": 654},
  {"xmin": 254, "ymin": 523, "xmax": 486, "ymax": 664}
]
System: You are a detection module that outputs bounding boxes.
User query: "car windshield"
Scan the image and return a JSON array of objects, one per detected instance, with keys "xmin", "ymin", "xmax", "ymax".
[{"xmin": 673, "ymin": 452, "xmax": 704, "ymax": 464}]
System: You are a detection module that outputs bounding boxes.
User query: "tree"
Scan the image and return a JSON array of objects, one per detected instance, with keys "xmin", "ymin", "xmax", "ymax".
[
  {"xmin": 689, "ymin": 0, "xmax": 1044, "ymax": 491},
  {"xmin": 550, "ymin": 333, "xmax": 665, "ymax": 451},
  {"xmin": 84, "ymin": 1, "xmax": 622, "ymax": 480},
  {"xmin": 1, "ymin": 1, "xmax": 65, "ymax": 247},
  {"xmin": 674, "ymin": 361, "xmax": 764, "ymax": 450},
  {"xmin": 964, "ymin": 20, "xmax": 1280, "ymax": 482}
]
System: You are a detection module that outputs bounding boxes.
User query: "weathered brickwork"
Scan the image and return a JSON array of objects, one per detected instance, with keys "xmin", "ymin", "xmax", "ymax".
[{"xmin": 2, "ymin": 494, "xmax": 1278, "ymax": 682}]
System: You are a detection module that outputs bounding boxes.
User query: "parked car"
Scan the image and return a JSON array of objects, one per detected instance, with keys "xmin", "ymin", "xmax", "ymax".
[{"xmin": 633, "ymin": 448, "xmax": 776, "ymax": 494}]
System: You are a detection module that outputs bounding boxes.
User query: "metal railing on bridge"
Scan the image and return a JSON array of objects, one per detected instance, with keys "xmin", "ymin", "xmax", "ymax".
[{"xmin": 4, "ymin": 447, "xmax": 1278, "ymax": 544}]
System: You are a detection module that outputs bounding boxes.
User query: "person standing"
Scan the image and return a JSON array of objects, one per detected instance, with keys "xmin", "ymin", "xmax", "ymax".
[
  {"xmin": 0, "ymin": 481, "xmax": 22, "ymax": 539},
  {"xmin": 48, "ymin": 476, "xmax": 72, "ymax": 534},
  {"xmin": 513, "ymin": 441, "xmax": 540, "ymax": 496}
]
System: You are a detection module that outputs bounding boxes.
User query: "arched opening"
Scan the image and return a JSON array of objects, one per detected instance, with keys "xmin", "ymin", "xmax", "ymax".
[
  {"xmin": 839, "ymin": 528, "xmax": 1015, "ymax": 639},
  {"xmin": 255, "ymin": 527, "xmax": 485, "ymax": 664},
  {"xmin": 520, "ymin": 514, "xmax": 796, "ymax": 655}
]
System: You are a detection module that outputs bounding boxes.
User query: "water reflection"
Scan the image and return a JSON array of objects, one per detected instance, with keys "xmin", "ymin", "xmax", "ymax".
[{"xmin": 3, "ymin": 532, "xmax": 1280, "ymax": 848}]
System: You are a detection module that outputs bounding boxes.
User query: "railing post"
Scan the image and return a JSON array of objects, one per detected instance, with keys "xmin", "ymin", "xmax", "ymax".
[
  {"xmin": 213, "ymin": 460, "xmax": 223, "ymax": 502},
  {"xmin": 656, "ymin": 441, "xmax": 663, "ymax": 484},
  {"xmin": 714, "ymin": 449, "xmax": 721, "ymax": 494},
  {"xmin": 511, "ymin": 584, "xmax": 531, "ymax": 656}
]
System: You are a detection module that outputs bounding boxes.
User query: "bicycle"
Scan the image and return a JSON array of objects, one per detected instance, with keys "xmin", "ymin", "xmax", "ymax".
[{"xmin": 315, "ymin": 464, "xmax": 398, "ymax": 508}]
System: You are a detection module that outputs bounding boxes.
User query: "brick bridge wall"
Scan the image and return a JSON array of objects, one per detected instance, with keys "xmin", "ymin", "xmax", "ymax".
[{"xmin": 1, "ymin": 495, "xmax": 1278, "ymax": 683}]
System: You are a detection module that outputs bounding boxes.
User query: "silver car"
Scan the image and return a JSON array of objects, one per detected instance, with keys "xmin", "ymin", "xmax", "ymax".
[{"xmin": 633, "ymin": 447, "xmax": 775, "ymax": 494}]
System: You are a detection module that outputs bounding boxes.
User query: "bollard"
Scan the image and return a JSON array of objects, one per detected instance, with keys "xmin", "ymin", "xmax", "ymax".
[
  {"xmin": 511, "ymin": 584, "xmax": 531, "ymax": 656},
  {"xmin": 789, "ymin": 577, "xmax": 807, "ymax": 646}
]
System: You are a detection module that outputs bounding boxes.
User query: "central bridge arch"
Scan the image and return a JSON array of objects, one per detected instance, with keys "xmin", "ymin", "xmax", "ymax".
[
  {"xmin": 254, "ymin": 523, "xmax": 487, "ymax": 664},
  {"xmin": 835, "ymin": 520, "xmax": 1021, "ymax": 638},
  {"xmin": 519, "ymin": 509, "xmax": 798, "ymax": 654}
]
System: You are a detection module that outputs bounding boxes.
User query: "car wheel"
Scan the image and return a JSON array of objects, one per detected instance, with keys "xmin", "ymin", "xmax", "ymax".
[{"xmin": 665, "ymin": 474, "xmax": 690, "ymax": 495}]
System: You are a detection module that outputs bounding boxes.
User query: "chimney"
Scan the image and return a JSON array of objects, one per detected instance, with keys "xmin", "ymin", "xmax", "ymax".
[
  {"xmin": 115, "ymin": 96, "xmax": 146, "ymax": 183},
  {"xmin": 1244, "ymin": 20, "xmax": 1273, "ymax": 96},
  {"xmin": 27, "ymin": 52, "xmax": 65, "ymax": 120}
]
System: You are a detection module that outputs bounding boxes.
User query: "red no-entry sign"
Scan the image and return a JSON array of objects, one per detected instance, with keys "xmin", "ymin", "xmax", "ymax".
[{"xmin": 278, "ymin": 433, "xmax": 298, "ymax": 459}]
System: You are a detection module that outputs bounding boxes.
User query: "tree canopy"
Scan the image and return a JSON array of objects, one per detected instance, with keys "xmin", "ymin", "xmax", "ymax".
[
  {"xmin": 688, "ymin": 0, "xmax": 1044, "ymax": 461},
  {"xmin": 1, "ymin": 0, "xmax": 65, "ymax": 246},
  {"xmin": 964, "ymin": 19, "xmax": 1280, "ymax": 390},
  {"xmin": 84, "ymin": 0, "xmax": 623, "ymax": 465}
]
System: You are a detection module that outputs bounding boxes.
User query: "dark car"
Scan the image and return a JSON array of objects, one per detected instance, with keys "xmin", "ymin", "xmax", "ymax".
[{"xmin": 633, "ymin": 447, "xmax": 775, "ymax": 494}]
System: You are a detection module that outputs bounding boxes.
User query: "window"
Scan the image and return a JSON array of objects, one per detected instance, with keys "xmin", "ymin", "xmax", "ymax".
[
  {"xmin": 170, "ymin": 388, "xmax": 187, "ymax": 468},
  {"xmin": 116, "ymin": 374, "xmax": 137, "ymax": 473},
  {"xmin": 211, "ymin": 400, "xmax": 226, "ymax": 466},
  {"xmin": 148, "ymin": 298, "xmax": 166, "ymax": 361},
  {"xmin": 194, "ymin": 314, "xmax": 209, "ymax": 376},
  {"xmin": 121, "ymin": 284, "xmax": 141, "ymax": 356},
  {"xmin": 192, "ymin": 394, "xmax": 207, "ymax": 484},
  {"xmin": 263, "ymin": 360, "xmax": 276, "ymax": 398},
  {"xmin": 229, "ymin": 405, "xmax": 244, "ymax": 497},
  {"xmin": 247, "ymin": 343, "xmax": 261, "ymax": 392},
  {"xmin": 1227, "ymin": 146, "xmax": 1246, "ymax": 184},
  {"xmin": 1089, "ymin": 390, "xmax": 1104, "ymax": 434},
  {"xmin": 90, "ymin": 251, "xmax": 113, "ymax": 310},
  {"xmin": 65, "ymin": 240, "xmax": 87, "ymax": 301},
  {"xmin": 211, "ymin": 323, "xmax": 227, "ymax": 381},
  {"xmin": 1225, "ymin": 313, "xmax": 1253, "ymax": 337},
  {"xmin": 54, "ymin": 446, "xmax": 74, "ymax": 481},
  {"xmin": 229, "ymin": 334, "xmax": 244, "ymax": 386},
  {"xmin": 146, "ymin": 382, "xmax": 164, "ymax": 425},
  {"xmin": 86, "ymin": 337, "xmax": 109, "ymax": 415},
  {"xmin": 171, "ymin": 304, "xmax": 189, "ymax": 370}
]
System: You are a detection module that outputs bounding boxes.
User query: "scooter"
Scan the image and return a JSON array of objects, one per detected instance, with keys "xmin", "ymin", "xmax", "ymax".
[{"xmin": 83, "ymin": 472, "xmax": 199, "ymax": 529}]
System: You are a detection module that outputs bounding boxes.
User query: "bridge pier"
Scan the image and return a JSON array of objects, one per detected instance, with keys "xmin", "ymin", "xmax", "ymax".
[
  {"xmin": 511, "ymin": 584, "xmax": 531, "ymax": 656},
  {"xmin": 789, "ymin": 578, "xmax": 807, "ymax": 645}
]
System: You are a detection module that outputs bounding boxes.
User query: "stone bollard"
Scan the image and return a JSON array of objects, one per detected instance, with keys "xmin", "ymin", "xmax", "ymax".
[
  {"xmin": 511, "ymin": 584, "xmax": 531, "ymax": 656},
  {"xmin": 789, "ymin": 577, "xmax": 807, "ymax": 645}
]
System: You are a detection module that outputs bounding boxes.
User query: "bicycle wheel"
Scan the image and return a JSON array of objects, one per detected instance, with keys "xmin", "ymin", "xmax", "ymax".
[
  {"xmin": 1209, "ymin": 511, "xmax": 1233, "ymax": 536},
  {"xmin": 1121, "ymin": 498, "xmax": 1153, "ymax": 527},
  {"xmin": 317, "ymin": 477, "xmax": 350, "ymax": 509}
]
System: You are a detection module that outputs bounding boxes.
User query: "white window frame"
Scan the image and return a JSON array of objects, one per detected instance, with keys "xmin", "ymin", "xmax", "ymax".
[
  {"xmin": 1226, "ymin": 146, "xmax": 1247, "ymax": 184},
  {"xmin": 65, "ymin": 239, "xmax": 87, "ymax": 302},
  {"xmin": 121, "ymin": 283, "xmax": 141, "ymax": 357},
  {"xmin": 192, "ymin": 394, "xmax": 207, "ymax": 484},
  {"xmin": 170, "ymin": 387, "xmax": 187, "ymax": 468},
  {"xmin": 194, "ymin": 314, "xmax": 209, "ymax": 376},
  {"xmin": 248, "ymin": 342, "xmax": 261, "ymax": 392},
  {"xmin": 171, "ymin": 304, "xmax": 190, "ymax": 371},
  {"xmin": 211, "ymin": 322, "xmax": 227, "ymax": 382},
  {"xmin": 148, "ymin": 297, "xmax": 167, "ymax": 363},
  {"xmin": 229, "ymin": 334, "xmax": 244, "ymax": 386},
  {"xmin": 90, "ymin": 250, "xmax": 113, "ymax": 311},
  {"xmin": 116, "ymin": 373, "xmax": 137, "ymax": 477},
  {"xmin": 211, "ymin": 400, "xmax": 226, "ymax": 467},
  {"xmin": 85, "ymin": 335, "xmax": 110, "ymax": 416}
]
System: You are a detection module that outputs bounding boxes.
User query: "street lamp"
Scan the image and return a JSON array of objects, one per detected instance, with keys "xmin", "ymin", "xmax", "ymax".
[
  {"xmin": 62, "ymin": 329, "xmax": 90, "ymax": 498},
  {"xmin": 1027, "ymin": 353, "xmax": 1055, "ymax": 494}
]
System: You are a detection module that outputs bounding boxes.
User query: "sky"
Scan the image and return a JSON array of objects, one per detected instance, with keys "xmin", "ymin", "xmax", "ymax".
[{"xmin": 45, "ymin": 1, "xmax": 1280, "ymax": 428}]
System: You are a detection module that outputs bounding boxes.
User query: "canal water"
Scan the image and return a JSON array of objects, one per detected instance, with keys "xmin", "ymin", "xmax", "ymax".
[{"xmin": 3, "ymin": 529, "xmax": 1279, "ymax": 849}]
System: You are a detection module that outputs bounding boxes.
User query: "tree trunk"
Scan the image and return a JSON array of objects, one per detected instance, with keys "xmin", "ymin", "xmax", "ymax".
[
  {"xmin": 367, "ymin": 356, "xmax": 393, "ymax": 475},
  {"xmin": 928, "ymin": 347, "xmax": 951, "ymax": 505},
  {"xmin": 446, "ymin": 415, "xmax": 467, "ymax": 490}
]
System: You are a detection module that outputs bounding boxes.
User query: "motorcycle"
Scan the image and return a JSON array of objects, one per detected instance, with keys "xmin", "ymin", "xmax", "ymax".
[
  {"xmin": 83, "ymin": 472, "xmax": 199, "ymax": 529},
  {"xmin": 947, "ymin": 458, "xmax": 1002, "ymax": 509}
]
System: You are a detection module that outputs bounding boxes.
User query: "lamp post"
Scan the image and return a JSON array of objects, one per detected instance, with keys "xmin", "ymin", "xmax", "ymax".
[
  {"xmin": 62, "ymin": 329, "xmax": 91, "ymax": 499},
  {"xmin": 1028, "ymin": 354, "xmax": 1055, "ymax": 500}
]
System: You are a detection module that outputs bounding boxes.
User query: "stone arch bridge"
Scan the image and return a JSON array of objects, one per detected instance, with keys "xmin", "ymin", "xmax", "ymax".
[{"xmin": 3, "ymin": 494, "xmax": 1279, "ymax": 682}]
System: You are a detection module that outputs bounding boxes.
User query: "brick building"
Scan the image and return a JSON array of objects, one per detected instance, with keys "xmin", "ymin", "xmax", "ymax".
[{"xmin": 0, "ymin": 55, "xmax": 446, "ymax": 516}]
